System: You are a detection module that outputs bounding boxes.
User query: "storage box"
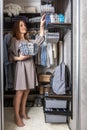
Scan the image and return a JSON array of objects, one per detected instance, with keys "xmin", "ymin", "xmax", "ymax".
[
  {"xmin": 45, "ymin": 113, "xmax": 67, "ymax": 123},
  {"xmin": 44, "ymin": 98, "xmax": 67, "ymax": 108},
  {"xmin": 24, "ymin": 6, "xmax": 37, "ymax": 13},
  {"xmin": 39, "ymin": 74, "xmax": 51, "ymax": 82}
]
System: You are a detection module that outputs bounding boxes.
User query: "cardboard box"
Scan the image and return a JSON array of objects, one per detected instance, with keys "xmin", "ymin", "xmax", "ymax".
[{"xmin": 39, "ymin": 74, "xmax": 51, "ymax": 82}]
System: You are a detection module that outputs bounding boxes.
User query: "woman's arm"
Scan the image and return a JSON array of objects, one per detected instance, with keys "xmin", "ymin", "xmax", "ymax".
[
  {"xmin": 13, "ymin": 55, "xmax": 32, "ymax": 61},
  {"xmin": 34, "ymin": 15, "xmax": 45, "ymax": 46},
  {"xmin": 40, "ymin": 14, "xmax": 45, "ymax": 37},
  {"xmin": 10, "ymin": 53, "xmax": 32, "ymax": 61}
]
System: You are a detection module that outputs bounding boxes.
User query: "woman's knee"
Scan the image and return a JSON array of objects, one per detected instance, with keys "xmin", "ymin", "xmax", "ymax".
[{"xmin": 16, "ymin": 90, "xmax": 24, "ymax": 97}]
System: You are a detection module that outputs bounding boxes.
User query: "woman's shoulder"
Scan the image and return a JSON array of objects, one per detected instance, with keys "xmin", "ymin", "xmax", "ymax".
[
  {"xmin": 11, "ymin": 37, "xmax": 17, "ymax": 43},
  {"xmin": 11, "ymin": 37, "xmax": 23, "ymax": 45}
]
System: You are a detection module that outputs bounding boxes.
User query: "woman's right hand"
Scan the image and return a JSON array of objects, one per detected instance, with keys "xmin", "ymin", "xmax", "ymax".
[
  {"xmin": 11, "ymin": 54, "xmax": 32, "ymax": 61},
  {"xmin": 19, "ymin": 55, "xmax": 32, "ymax": 61}
]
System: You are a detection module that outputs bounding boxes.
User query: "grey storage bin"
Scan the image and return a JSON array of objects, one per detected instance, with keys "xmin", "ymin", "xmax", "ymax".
[
  {"xmin": 45, "ymin": 113, "xmax": 67, "ymax": 123},
  {"xmin": 45, "ymin": 98, "xmax": 67, "ymax": 108}
]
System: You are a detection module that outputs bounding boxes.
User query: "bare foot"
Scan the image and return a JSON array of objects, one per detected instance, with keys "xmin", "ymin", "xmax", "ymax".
[
  {"xmin": 21, "ymin": 113, "xmax": 30, "ymax": 120},
  {"xmin": 15, "ymin": 116, "xmax": 25, "ymax": 127}
]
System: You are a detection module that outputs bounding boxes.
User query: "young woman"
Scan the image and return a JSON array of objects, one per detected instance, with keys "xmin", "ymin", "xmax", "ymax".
[{"xmin": 9, "ymin": 15, "xmax": 45, "ymax": 127}]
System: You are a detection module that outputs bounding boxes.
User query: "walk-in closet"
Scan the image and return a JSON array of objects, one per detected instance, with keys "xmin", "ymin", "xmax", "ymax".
[{"xmin": 0, "ymin": 0, "xmax": 82, "ymax": 130}]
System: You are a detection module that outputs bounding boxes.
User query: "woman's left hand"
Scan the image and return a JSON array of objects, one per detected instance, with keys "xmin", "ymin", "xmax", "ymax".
[
  {"xmin": 40, "ymin": 14, "xmax": 46, "ymax": 28},
  {"xmin": 40, "ymin": 14, "xmax": 46, "ymax": 36}
]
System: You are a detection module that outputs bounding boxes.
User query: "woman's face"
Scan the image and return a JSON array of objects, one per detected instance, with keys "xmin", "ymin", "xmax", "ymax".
[{"xmin": 19, "ymin": 21, "xmax": 27, "ymax": 34}]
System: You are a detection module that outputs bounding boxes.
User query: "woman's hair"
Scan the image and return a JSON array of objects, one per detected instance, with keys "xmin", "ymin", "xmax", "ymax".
[{"xmin": 13, "ymin": 20, "xmax": 28, "ymax": 40}]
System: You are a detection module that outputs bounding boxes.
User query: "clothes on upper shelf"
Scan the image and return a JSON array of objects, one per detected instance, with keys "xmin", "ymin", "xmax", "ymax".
[
  {"xmin": 4, "ymin": 3, "xmax": 22, "ymax": 16},
  {"xmin": 41, "ymin": 4, "xmax": 55, "ymax": 14}
]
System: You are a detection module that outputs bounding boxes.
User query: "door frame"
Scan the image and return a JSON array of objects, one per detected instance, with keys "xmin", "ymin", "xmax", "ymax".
[{"xmin": 0, "ymin": 0, "xmax": 4, "ymax": 130}]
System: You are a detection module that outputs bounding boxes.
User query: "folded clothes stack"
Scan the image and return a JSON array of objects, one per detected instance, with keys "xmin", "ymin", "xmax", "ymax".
[
  {"xmin": 19, "ymin": 42, "xmax": 39, "ymax": 56},
  {"xmin": 4, "ymin": 3, "xmax": 22, "ymax": 16}
]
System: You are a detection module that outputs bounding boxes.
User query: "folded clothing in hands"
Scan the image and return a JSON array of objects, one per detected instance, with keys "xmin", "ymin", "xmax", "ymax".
[{"xmin": 19, "ymin": 42, "xmax": 38, "ymax": 56}]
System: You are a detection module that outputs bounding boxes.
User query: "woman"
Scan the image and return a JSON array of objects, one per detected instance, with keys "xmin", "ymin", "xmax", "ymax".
[{"xmin": 9, "ymin": 15, "xmax": 45, "ymax": 127}]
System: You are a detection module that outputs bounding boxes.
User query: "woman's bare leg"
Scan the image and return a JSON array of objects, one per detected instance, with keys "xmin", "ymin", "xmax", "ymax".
[
  {"xmin": 14, "ymin": 90, "xmax": 25, "ymax": 126},
  {"xmin": 21, "ymin": 89, "xmax": 30, "ymax": 119}
]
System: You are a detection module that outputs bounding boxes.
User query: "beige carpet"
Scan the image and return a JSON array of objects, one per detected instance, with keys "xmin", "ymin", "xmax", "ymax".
[{"xmin": 4, "ymin": 107, "xmax": 69, "ymax": 130}]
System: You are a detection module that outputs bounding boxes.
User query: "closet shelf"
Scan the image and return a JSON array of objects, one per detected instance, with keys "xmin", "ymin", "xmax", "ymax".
[
  {"xmin": 4, "ymin": 13, "xmax": 40, "ymax": 18},
  {"xmin": 44, "ymin": 94, "xmax": 72, "ymax": 100},
  {"xmin": 44, "ymin": 109, "xmax": 72, "ymax": 116},
  {"xmin": 41, "ymin": 0, "xmax": 53, "ymax": 5},
  {"xmin": 44, "ymin": 89, "xmax": 72, "ymax": 99},
  {"xmin": 47, "ymin": 23, "xmax": 72, "ymax": 29},
  {"xmin": 4, "ymin": 12, "xmax": 41, "ymax": 30},
  {"xmin": 4, "ymin": 94, "xmax": 38, "ymax": 99}
]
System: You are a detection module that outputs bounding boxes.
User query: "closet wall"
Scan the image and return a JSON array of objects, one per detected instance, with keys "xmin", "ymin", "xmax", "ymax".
[
  {"xmin": 69, "ymin": 0, "xmax": 87, "ymax": 130},
  {"xmin": 79, "ymin": 0, "xmax": 87, "ymax": 130}
]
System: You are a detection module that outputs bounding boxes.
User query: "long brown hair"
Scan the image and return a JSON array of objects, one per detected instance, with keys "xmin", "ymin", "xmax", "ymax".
[{"xmin": 13, "ymin": 20, "xmax": 28, "ymax": 40}]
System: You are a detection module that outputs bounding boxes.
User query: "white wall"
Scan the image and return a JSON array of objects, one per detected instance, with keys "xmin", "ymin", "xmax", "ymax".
[{"xmin": 80, "ymin": 0, "xmax": 87, "ymax": 129}]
